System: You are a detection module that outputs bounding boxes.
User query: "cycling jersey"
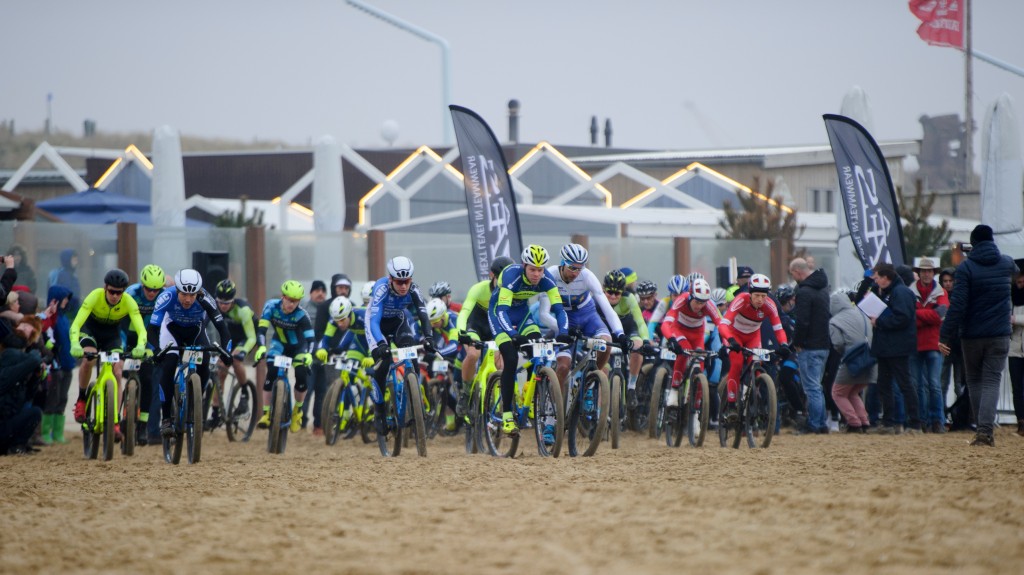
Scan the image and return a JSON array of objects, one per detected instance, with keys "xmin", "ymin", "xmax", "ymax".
[
  {"xmin": 428, "ymin": 310, "xmax": 460, "ymax": 359},
  {"xmin": 456, "ymin": 280, "xmax": 492, "ymax": 337},
  {"xmin": 662, "ymin": 292, "xmax": 722, "ymax": 385},
  {"xmin": 646, "ymin": 296, "xmax": 674, "ymax": 339},
  {"xmin": 537, "ymin": 265, "xmax": 624, "ymax": 337},
  {"xmin": 364, "ymin": 277, "xmax": 432, "ymax": 349},
  {"xmin": 319, "ymin": 307, "xmax": 369, "ymax": 356},
  {"xmin": 610, "ymin": 292, "xmax": 649, "ymax": 340},
  {"xmin": 489, "ymin": 264, "xmax": 567, "ymax": 343},
  {"xmin": 719, "ymin": 293, "xmax": 787, "ymax": 341},
  {"xmin": 257, "ymin": 298, "xmax": 315, "ymax": 353},
  {"xmin": 148, "ymin": 287, "xmax": 231, "ymax": 349},
  {"xmin": 71, "ymin": 287, "xmax": 147, "ymax": 348},
  {"xmin": 121, "ymin": 283, "xmax": 160, "ymax": 348},
  {"xmin": 221, "ymin": 298, "xmax": 257, "ymax": 354}
]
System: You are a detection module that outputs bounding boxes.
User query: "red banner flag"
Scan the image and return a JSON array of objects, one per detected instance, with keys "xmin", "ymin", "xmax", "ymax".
[{"xmin": 909, "ymin": 0, "xmax": 964, "ymax": 49}]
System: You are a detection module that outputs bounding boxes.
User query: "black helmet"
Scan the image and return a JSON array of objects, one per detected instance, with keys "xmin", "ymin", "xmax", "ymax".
[
  {"xmin": 216, "ymin": 279, "xmax": 237, "ymax": 301},
  {"xmin": 103, "ymin": 268, "xmax": 130, "ymax": 289},
  {"xmin": 775, "ymin": 284, "xmax": 795, "ymax": 304},
  {"xmin": 603, "ymin": 269, "xmax": 627, "ymax": 292},
  {"xmin": 490, "ymin": 256, "xmax": 515, "ymax": 278}
]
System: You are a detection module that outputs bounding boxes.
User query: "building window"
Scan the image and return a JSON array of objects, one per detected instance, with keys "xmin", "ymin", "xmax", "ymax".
[{"xmin": 811, "ymin": 189, "xmax": 834, "ymax": 213}]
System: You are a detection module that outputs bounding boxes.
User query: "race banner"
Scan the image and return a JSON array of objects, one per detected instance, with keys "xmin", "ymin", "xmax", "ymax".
[
  {"xmin": 449, "ymin": 105, "xmax": 523, "ymax": 281},
  {"xmin": 823, "ymin": 114, "xmax": 907, "ymax": 269},
  {"xmin": 909, "ymin": 0, "xmax": 964, "ymax": 49}
]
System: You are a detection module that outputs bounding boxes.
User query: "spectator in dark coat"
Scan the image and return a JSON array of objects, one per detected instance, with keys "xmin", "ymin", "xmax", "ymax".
[
  {"xmin": 0, "ymin": 320, "xmax": 44, "ymax": 455},
  {"xmin": 47, "ymin": 248, "xmax": 81, "ymax": 315},
  {"xmin": 870, "ymin": 263, "xmax": 921, "ymax": 434},
  {"xmin": 939, "ymin": 225, "xmax": 1016, "ymax": 447},
  {"xmin": 790, "ymin": 258, "xmax": 832, "ymax": 434},
  {"xmin": 6, "ymin": 245, "xmax": 37, "ymax": 294}
]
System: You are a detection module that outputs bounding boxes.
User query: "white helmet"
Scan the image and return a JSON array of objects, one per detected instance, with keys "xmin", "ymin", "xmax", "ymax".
[
  {"xmin": 175, "ymin": 269, "xmax": 203, "ymax": 294},
  {"xmin": 427, "ymin": 299, "xmax": 448, "ymax": 322},
  {"xmin": 559, "ymin": 243, "xmax": 588, "ymax": 266},
  {"xmin": 749, "ymin": 273, "xmax": 772, "ymax": 293},
  {"xmin": 360, "ymin": 281, "xmax": 375, "ymax": 303},
  {"xmin": 328, "ymin": 296, "xmax": 352, "ymax": 321},
  {"xmin": 691, "ymin": 278, "xmax": 712, "ymax": 301},
  {"xmin": 387, "ymin": 256, "xmax": 414, "ymax": 279},
  {"xmin": 710, "ymin": 287, "xmax": 728, "ymax": 306}
]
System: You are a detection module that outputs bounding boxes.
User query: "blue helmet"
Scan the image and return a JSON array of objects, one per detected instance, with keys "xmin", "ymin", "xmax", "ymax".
[{"xmin": 667, "ymin": 274, "xmax": 689, "ymax": 297}]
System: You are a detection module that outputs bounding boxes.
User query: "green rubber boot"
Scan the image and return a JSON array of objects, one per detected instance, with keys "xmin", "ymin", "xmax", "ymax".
[
  {"xmin": 52, "ymin": 414, "xmax": 69, "ymax": 444},
  {"xmin": 40, "ymin": 414, "xmax": 54, "ymax": 445}
]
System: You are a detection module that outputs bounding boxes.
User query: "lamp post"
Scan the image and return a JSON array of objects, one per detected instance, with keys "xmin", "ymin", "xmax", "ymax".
[{"xmin": 346, "ymin": 0, "xmax": 452, "ymax": 146}]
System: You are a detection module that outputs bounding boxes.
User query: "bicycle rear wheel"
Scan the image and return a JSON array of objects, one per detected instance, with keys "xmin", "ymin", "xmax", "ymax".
[
  {"xmin": 482, "ymin": 371, "xmax": 518, "ymax": 458},
  {"xmin": 406, "ymin": 373, "xmax": 428, "ymax": 457},
  {"xmin": 647, "ymin": 366, "xmax": 669, "ymax": 439},
  {"xmin": 377, "ymin": 378, "xmax": 402, "ymax": 457},
  {"xmin": 744, "ymin": 373, "xmax": 777, "ymax": 449},
  {"xmin": 630, "ymin": 363, "xmax": 653, "ymax": 432},
  {"xmin": 121, "ymin": 377, "xmax": 139, "ymax": 456},
  {"xmin": 532, "ymin": 367, "xmax": 564, "ymax": 458},
  {"xmin": 568, "ymin": 370, "xmax": 610, "ymax": 457},
  {"xmin": 268, "ymin": 378, "xmax": 286, "ymax": 454},
  {"xmin": 322, "ymin": 379, "xmax": 343, "ymax": 446},
  {"xmin": 684, "ymin": 372, "xmax": 711, "ymax": 448},
  {"xmin": 609, "ymin": 371, "xmax": 623, "ymax": 449},
  {"xmin": 186, "ymin": 374, "xmax": 203, "ymax": 463},
  {"xmin": 717, "ymin": 380, "xmax": 734, "ymax": 449},
  {"xmin": 226, "ymin": 379, "xmax": 257, "ymax": 442},
  {"xmin": 102, "ymin": 379, "xmax": 116, "ymax": 461},
  {"xmin": 83, "ymin": 383, "xmax": 100, "ymax": 460},
  {"xmin": 464, "ymin": 378, "xmax": 482, "ymax": 454}
]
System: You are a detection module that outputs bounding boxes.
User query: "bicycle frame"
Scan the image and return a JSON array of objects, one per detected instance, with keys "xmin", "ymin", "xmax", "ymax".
[
  {"xmin": 82, "ymin": 351, "xmax": 121, "ymax": 461},
  {"xmin": 718, "ymin": 346, "xmax": 778, "ymax": 449}
]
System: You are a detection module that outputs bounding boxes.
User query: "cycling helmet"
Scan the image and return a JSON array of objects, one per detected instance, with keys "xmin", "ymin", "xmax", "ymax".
[
  {"xmin": 636, "ymin": 280, "xmax": 657, "ymax": 297},
  {"xmin": 360, "ymin": 281, "xmax": 375, "ymax": 302},
  {"xmin": 749, "ymin": 273, "xmax": 772, "ymax": 293},
  {"xmin": 560, "ymin": 243, "xmax": 589, "ymax": 266},
  {"xmin": 387, "ymin": 256, "xmax": 414, "ymax": 279},
  {"xmin": 489, "ymin": 256, "xmax": 515, "ymax": 278},
  {"xmin": 667, "ymin": 274, "xmax": 689, "ymax": 297},
  {"xmin": 427, "ymin": 299, "xmax": 448, "ymax": 323},
  {"xmin": 328, "ymin": 296, "xmax": 353, "ymax": 321},
  {"xmin": 215, "ymin": 279, "xmax": 237, "ymax": 301},
  {"xmin": 775, "ymin": 284, "xmax": 795, "ymax": 304},
  {"xmin": 139, "ymin": 264, "xmax": 165, "ymax": 290},
  {"xmin": 710, "ymin": 287, "xmax": 728, "ymax": 306},
  {"xmin": 281, "ymin": 280, "xmax": 304, "ymax": 300},
  {"xmin": 429, "ymin": 281, "xmax": 451, "ymax": 298},
  {"xmin": 174, "ymin": 269, "xmax": 203, "ymax": 294},
  {"xmin": 521, "ymin": 244, "xmax": 549, "ymax": 267},
  {"xmin": 691, "ymin": 278, "xmax": 712, "ymax": 301},
  {"xmin": 686, "ymin": 272, "xmax": 705, "ymax": 285},
  {"xmin": 603, "ymin": 269, "xmax": 627, "ymax": 292},
  {"xmin": 103, "ymin": 268, "xmax": 130, "ymax": 289}
]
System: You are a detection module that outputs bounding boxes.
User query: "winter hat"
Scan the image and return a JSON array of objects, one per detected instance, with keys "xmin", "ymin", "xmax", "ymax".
[{"xmin": 970, "ymin": 224, "xmax": 994, "ymax": 244}]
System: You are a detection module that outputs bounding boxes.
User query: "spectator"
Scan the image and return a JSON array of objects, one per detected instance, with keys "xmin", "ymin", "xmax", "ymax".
[
  {"xmin": 789, "ymin": 257, "xmax": 831, "ymax": 434},
  {"xmin": 938, "ymin": 268, "xmax": 965, "ymax": 401},
  {"xmin": 910, "ymin": 257, "xmax": 949, "ymax": 433},
  {"xmin": 6, "ymin": 245, "xmax": 37, "ymax": 294},
  {"xmin": 302, "ymin": 279, "xmax": 330, "ymax": 434},
  {"xmin": 47, "ymin": 248, "xmax": 81, "ymax": 315},
  {"xmin": 870, "ymin": 263, "xmax": 921, "ymax": 435},
  {"xmin": 939, "ymin": 224, "xmax": 1016, "ymax": 447},
  {"xmin": 828, "ymin": 290, "xmax": 876, "ymax": 433},
  {"xmin": 331, "ymin": 273, "xmax": 352, "ymax": 299},
  {"xmin": 0, "ymin": 319, "xmax": 45, "ymax": 455},
  {"xmin": 1, "ymin": 254, "xmax": 15, "ymax": 301},
  {"xmin": 1010, "ymin": 271, "xmax": 1024, "ymax": 437},
  {"xmin": 725, "ymin": 266, "xmax": 753, "ymax": 303},
  {"xmin": 1, "ymin": 291, "xmax": 23, "ymax": 327},
  {"xmin": 40, "ymin": 285, "xmax": 74, "ymax": 445}
]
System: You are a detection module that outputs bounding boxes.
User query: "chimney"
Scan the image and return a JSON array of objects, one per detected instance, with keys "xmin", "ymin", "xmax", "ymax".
[
  {"xmin": 604, "ymin": 118, "xmax": 613, "ymax": 147},
  {"xmin": 508, "ymin": 99, "xmax": 520, "ymax": 144},
  {"xmin": 590, "ymin": 116, "xmax": 598, "ymax": 145}
]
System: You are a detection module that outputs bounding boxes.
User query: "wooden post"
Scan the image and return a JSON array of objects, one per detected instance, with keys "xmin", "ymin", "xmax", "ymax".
[
  {"xmin": 116, "ymin": 222, "xmax": 138, "ymax": 281},
  {"xmin": 770, "ymin": 239, "xmax": 791, "ymax": 286},
  {"xmin": 368, "ymin": 230, "xmax": 386, "ymax": 280},
  {"xmin": 570, "ymin": 234, "xmax": 589, "ymax": 251},
  {"xmin": 245, "ymin": 226, "xmax": 266, "ymax": 308},
  {"xmin": 673, "ymin": 237, "xmax": 691, "ymax": 275}
]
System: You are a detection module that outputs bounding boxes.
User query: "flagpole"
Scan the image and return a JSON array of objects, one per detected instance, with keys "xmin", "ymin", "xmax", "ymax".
[{"xmin": 964, "ymin": 0, "xmax": 973, "ymax": 193}]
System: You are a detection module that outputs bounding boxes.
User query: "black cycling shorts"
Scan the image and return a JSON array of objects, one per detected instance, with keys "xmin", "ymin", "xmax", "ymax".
[{"xmin": 79, "ymin": 318, "xmax": 123, "ymax": 352}]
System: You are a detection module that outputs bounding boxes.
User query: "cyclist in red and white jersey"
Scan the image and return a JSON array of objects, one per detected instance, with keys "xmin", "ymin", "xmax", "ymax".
[
  {"xmin": 718, "ymin": 274, "xmax": 790, "ymax": 418},
  {"xmin": 661, "ymin": 278, "xmax": 721, "ymax": 408}
]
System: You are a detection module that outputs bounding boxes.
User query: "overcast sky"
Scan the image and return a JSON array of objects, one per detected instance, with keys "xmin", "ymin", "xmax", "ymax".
[{"xmin": 4, "ymin": 1, "xmax": 1023, "ymax": 156}]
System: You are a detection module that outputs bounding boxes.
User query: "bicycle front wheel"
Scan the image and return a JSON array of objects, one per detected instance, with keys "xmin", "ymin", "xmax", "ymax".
[
  {"xmin": 684, "ymin": 372, "xmax": 711, "ymax": 448},
  {"xmin": 464, "ymin": 378, "xmax": 482, "ymax": 455},
  {"xmin": 647, "ymin": 366, "xmax": 669, "ymax": 439},
  {"xmin": 609, "ymin": 371, "xmax": 623, "ymax": 449},
  {"xmin": 406, "ymin": 373, "xmax": 428, "ymax": 457},
  {"xmin": 268, "ymin": 378, "xmax": 286, "ymax": 455},
  {"xmin": 186, "ymin": 374, "xmax": 203, "ymax": 464},
  {"xmin": 377, "ymin": 378, "xmax": 402, "ymax": 457},
  {"xmin": 630, "ymin": 363, "xmax": 653, "ymax": 432},
  {"xmin": 322, "ymin": 379, "xmax": 343, "ymax": 446},
  {"xmin": 83, "ymin": 383, "xmax": 100, "ymax": 460},
  {"xmin": 226, "ymin": 379, "xmax": 257, "ymax": 442},
  {"xmin": 121, "ymin": 377, "xmax": 139, "ymax": 457},
  {"xmin": 744, "ymin": 373, "xmax": 777, "ymax": 449},
  {"xmin": 164, "ymin": 387, "xmax": 183, "ymax": 465},
  {"xmin": 533, "ymin": 367, "xmax": 564, "ymax": 458},
  {"xmin": 102, "ymin": 378, "xmax": 116, "ymax": 461},
  {"xmin": 482, "ymin": 371, "xmax": 517, "ymax": 458},
  {"xmin": 568, "ymin": 370, "xmax": 610, "ymax": 457}
]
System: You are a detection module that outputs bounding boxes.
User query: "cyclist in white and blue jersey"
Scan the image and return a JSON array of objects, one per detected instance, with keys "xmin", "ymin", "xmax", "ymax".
[
  {"xmin": 253, "ymin": 280, "xmax": 316, "ymax": 433},
  {"xmin": 365, "ymin": 256, "xmax": 435, "ymax": 435},
  {"xmin": 148, "ymin": 269, "xmax": 232, "ymax": 437}
]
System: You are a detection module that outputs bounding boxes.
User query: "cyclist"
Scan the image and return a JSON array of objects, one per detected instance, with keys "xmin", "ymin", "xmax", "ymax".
[
  {"xmin": 209, "ymin": 279, "xmax": 257, "ymax": 430},
  {"xmin": 710, "ymin": 287, "xmax": 728, "ymax": 316},
  {"xmin": 718, "ymin": 273, "xmax": 790, "ymax": 421},
  {"xmin": 365, "ymin": 256, "xmax": 435, "ymax": 436},
  {"xmin": 601, "ymin": 269, "xmax": 651, "ymax": 408},
  {"xmin": 253, "ymin": 280, "xmax": 315, "ymax": 433},
  {"xmin": 120, "ymin": 264, "xmax": 166, "ymax": 445},
  {"xmin": 660, "ymin": 278, "xmax": 722, "ymax": 415},
  {"xmin": 429, "ymin": 281, "xmax": 462, "ymax": 313},
  {"xmin": 647, "ymin": 274, "xmax": 689, "ymax": 339},
  {"xmin": 489, "ymin": 244, "xmax": 568, "ymax": 436},
  {"xmin": 539, "ymin": 244, "xmax": 629, "ymax": 399},
  {"xmin": 426, "ymin": 298, "xmax": 462, "ymax": 430},
  {"xmin": 315, "ymin": 296, "xmax": 355, "ymax": 363},
  {"xmin": 148, "ymin": 269, "xmax": 232, "ymax": 437},
  {"xmin": 359, "ymin": 281, "xmax": 375, "ymax": 307},
  {"xmin": 455, "ymin": 255, "xmax": 514, "ymax": 415},
  {"xmin": 70, "ymin": 269, "xmax": 149, "ymax": 438},
  {"xmin": 636, "ymin": 280, "xmax": 659, "ymax": 323}
]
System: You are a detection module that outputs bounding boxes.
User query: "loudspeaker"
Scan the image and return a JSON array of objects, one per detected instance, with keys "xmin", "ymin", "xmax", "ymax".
[
  {"xmin": 716, "ymin": 266, "xmax": 731, "ymax": 290},
  {"xmin": 192, "ymin": 251, "xmax": 229, "ymax": 293}
]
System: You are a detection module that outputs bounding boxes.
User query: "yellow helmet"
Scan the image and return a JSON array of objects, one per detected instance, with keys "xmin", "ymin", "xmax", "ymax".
[
  {"xmin": 281, "ymin": 280, "xmax": 304, "ymax": 300},
  {"xmin": 140, "ymin": 264, "xmax": 165, "ymax": 290},
  {"xmin": 521, "ymin": 244, "xmax": 549, "ymax": 267}
]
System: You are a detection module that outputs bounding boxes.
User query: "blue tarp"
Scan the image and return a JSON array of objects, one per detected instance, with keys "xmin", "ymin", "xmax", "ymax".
[{"xmin": 37, "ymin": 188, "xmax": 210, "ymax": 227}]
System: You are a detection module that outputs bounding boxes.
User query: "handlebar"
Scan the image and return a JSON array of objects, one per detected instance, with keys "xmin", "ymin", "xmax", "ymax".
[{"xmin": 154, "ymin": 344, "xmax": 231, "ymax": 363}]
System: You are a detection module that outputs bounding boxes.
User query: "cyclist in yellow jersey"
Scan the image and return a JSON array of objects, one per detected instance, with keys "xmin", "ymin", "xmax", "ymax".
[
  {"xmin": 454, "ymin": 255, "xmax": 514, "ymax": 415},
  {"xmin": 70, "ymin": 269, "xmax": 148, "ymax": 425}
]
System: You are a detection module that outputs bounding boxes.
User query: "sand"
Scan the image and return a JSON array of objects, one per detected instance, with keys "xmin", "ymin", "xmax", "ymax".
[{"xmin": 2, "ymin": 425, "xmax": 1023, "ymax": 575}]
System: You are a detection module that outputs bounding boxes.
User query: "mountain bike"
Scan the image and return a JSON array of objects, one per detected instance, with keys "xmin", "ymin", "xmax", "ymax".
[
  {"xmin": 717, "ymin": 346, "xmax": 778, "ymax": 449},
  {"xmin": 120, "ymin": 355, "xmax": 143, "ymax": 457},
  {"xmin": 422, "ymin": 356, "xmax": 457, "ymax": 439},
  {"xmin": 645, "ymin": 345, "xmax": 679, "ymax": 440},
  {"xmin": 322, "ymin": 353, "xmax": 376, "ymax": 445},
  {"xmin": 157, "ymin": 345, "xmax": 226, "ymax": 464},
  {"xmin": 375, "ymin": 344, "xmax": 427, "ymax": 457},
  {"xmin": 563, "ymin": 333, "xmax": 611, "ymax": 458},
  {"xmin": 629, "ymin": 346, "xmax": 660, "ymax": 432},
  {"xmin": 203, "ymin": 356, "xmax": 258, "ymax": 442},
  {"xmin": 606, "ymin": 344, "xmax": 628, "ymax": 449},
  {"xmin": 481, "ymin": 337, "xmax": 564, "ymax": 458},
  {"xmin": 81, "ymin": 351, "xmax": 121, "ymax": 461},
  {"xmin": 664, "ymin": 348, "xmax": 712, "ymax": 448},
  {"xmin": 464, "ymin": 340, "xmax": 500, "ymax": 455},
  {"xmin": 264, "ymin": 354, "xmax": 307, "ymax": 455}
]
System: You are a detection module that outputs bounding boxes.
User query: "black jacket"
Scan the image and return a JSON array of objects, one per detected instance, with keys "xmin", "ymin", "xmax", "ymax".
[
  {"xmin": 0, "ymin": 347, "xmax": 41, "ymax": 420},
  {"xmin": 940, "ymin": 240, "xmax": 1015, "ymax": 342},
  {"xmin": 871, "ymin": 276, "xmax": 917, "ymax": 358},
  {"xmin": 793, "ymin": 268, "xmax": 831, "ymax": 350}
]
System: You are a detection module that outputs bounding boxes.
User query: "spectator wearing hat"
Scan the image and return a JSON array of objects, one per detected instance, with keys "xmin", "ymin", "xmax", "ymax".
[
  {"xmin": 939, "ymin": 224, "xmax": 1016, "ymax": 447},
  {"xmin": 910, "ymin": 256, "xmax": 949, "ymax": 433},
  {"xmin": 870, "ymin": 263, "xmax": 921, "ymax": 435},
  {"xmin": 620, "ymin": 267, "xmax": 638, "ymax": 294},
  {"xmin": 331, "ymin": 274, "xmax": 352, "ymax": 299},
  {"xmin": 726, "ymin": 266, "xmax": 754, "ymax": 303},
  {"xmin": 6, "ymin": 245, "xmax": 37, "ymax": 294}
]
